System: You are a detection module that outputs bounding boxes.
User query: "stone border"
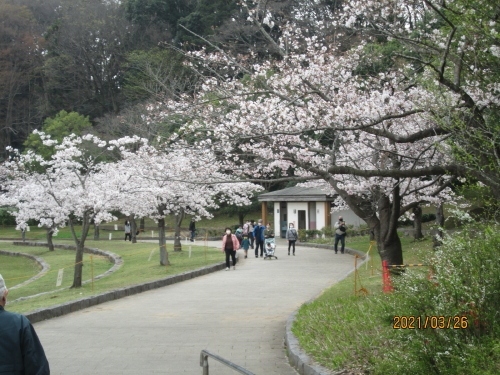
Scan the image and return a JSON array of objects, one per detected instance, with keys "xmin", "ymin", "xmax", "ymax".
[
  {"xmin": 284, "ymin": 246, "xmax": 368, "ymax": 375},
  {"xmin": 25, "ymin": 261, "xmax": 226, "ymax": 324},
  {"xmin": 8, "ymin": 242, "xmax": 124, "ymax": 302},
  {"xmin": 13, "ymin": 242, "xmax": 123, "ymax": 282},
  {"xmin": 0, "ymin": 250, "xmax": 50, "ymax": 290}
]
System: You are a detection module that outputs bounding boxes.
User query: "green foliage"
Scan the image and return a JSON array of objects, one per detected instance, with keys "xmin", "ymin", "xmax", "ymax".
[
  {"xmin": 373, "ymin": 224, "xmax": 500, "ymax": 374},
  {"xmin": 124, "ymin": 0, "xmax": 236, "ymax": 45},
  {"xmin": 354, "ymin": 40, "xmax": 403, "ymax": 77},
  {"xmin": 176, "ymin": 0, "xmax": 237, "ymax": 45},
  {"xmin": 123, "ymin": 48, "xmax": 193, "ymax": 103},
  {"xmin": 0, "ymin": 209, "xmax": 16, "ymax": 226},
  {"xmin": 321, "ymin": 226, "xmax": 334, "ymax": 237},
  {"xmin": 23, "ymin": 110, "xmax": 92, "ymax": 158},
  {"xmin": 124, "ymin": 0, "xmax": 195, "ymax": 27},
  {"xmin": 305, "ymin": 229, "xmax": 321, "ymax": 238}
]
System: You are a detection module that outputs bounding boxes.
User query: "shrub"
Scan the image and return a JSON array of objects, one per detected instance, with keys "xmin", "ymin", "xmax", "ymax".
[
  {"xmin": 321, "ymin": 226, "xmax": 334, "ymax": 237},
  {"xmin": 298, "ymin": 229, "xmax": 307, "ymax": 242},
  {"xmin": 422, "ymin": 213, "xmax": 437, "ymax": 223},
  {"xmin": 0, "ymin": 209, "xmax": 16, "ymax": 225},
  {"xmin": 305, "ymin": 229, "xmax": 321, "ymax": 238},
  {"xmin": 374, "ymin": 224, "xmax": 500, "ymax": 374}
]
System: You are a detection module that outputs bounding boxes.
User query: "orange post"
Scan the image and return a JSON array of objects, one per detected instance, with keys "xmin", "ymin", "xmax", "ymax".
[{"xmin": 382, "ymin": 260, "xmax": 393, "ymax": 293}]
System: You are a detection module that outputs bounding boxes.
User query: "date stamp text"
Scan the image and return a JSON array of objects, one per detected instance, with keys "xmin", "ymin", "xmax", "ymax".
[{"xmin": 393, "ymin": 316, "xmax": 468, "ymax": 329}]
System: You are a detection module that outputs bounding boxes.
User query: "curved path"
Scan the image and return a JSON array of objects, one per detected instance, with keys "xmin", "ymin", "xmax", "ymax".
[{"xmin": 34, "ymin": 239, "xmax": 356, "ymax": 374}]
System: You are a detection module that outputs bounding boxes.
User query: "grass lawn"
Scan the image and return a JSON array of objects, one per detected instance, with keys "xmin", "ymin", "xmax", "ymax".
[
  {"xmin": 293, "ymin": 235, "xmax": 433, "ymax": 372},
  {"xmin": 0, "ymin": 209, "xmax": 273, "ymax": 241},
  {"xmin": 1, "ymin": 240, "xmax": 224, "ymax": 315},
  {"xmin": 0, "ymin": 254, "xmax": 41, "ymax": 287}
]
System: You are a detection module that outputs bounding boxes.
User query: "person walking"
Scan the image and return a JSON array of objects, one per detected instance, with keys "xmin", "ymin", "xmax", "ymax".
[
  {"xmin": 189, "ymin": 218, "xmax": 196, "ymax": 242},
  {"xmin": 235, "ymin": 225, "xmax": 244, "ymax": 246},
  {"xmin": 222, "ymin": 227, "xmax": 239, "ymax": 270},
  {"xmin": 0, "ymin": 274, "xmax": 50, "ymax": 374},
  {"xmin": 253, "ymin": 219, "xmax": 265, "ymax": 258},
  {"xmin": 286, "ymin": 223, "xmax": 298, "ymax": 256},
  {"xmin": 124, "ymin": 220, "xmax": 131, "ymax": 241},
  {"xmin": 248, "ymin": 220, "xmax": 255, "ymax": 250},
  {"xmin": 334, "ymin": 216, "xmax": 347, "ymax": 254},
  {"xmin": 241, "ymin": 235, "xmax": 250, "ymax": 259}
]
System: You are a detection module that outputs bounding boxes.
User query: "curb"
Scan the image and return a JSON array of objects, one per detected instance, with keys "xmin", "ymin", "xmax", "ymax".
[
  {"xmin": 284, "ymin": 246, "xmax": 369, "ymax": 375},
  {"xmin": 0, "ymin": 250, "xmax": 50, "ymax": 290},
  {"xmin": 25, "ymin": 261, "xmax": 227, "ymax": 324},
  {"xmin": 10, "ymin": 241, "xmax": 227, "ymax": 324},
  {"xmin": 12, "ymin": 242, "xmax": 123, "ymax": 283}
]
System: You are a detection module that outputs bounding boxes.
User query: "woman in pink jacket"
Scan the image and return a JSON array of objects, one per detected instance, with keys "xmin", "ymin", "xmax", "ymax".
[{"xmin": 222, "ymin": 227, "xmax": 240, "ymax": 271}]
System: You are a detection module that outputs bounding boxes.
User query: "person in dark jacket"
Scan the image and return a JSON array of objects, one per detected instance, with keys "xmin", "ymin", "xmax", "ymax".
[
  {"xmin": 0, "ymin": 274, "xmax": 50, "ymax": 375},
  {"xmin": 286, "ymin": 223, "xmax": 298, "ymax": 256},
  {"xmin": 253, "ymin": 219, "xmax": 266, "ymax": 258},
  {"xmin": 189, "ymin": 218, "xmax": 196, "ymax": 242}
]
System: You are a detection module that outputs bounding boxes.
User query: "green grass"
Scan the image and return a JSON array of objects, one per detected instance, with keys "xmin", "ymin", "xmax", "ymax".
[
  {"xmin": 0, "ymin": 211, "xmax": 262, "ymax": 314},
  {"xmin": 1, "ymin": 240, "xmax": 223, "ymax": 315},
  {"xmin": 292, "ymin": 236, "xmax": 433, "ymax": 372},
  {"xmin": 0, "ymin": 254, "xmax": 41, "ymax": 287},
  {"xmin": 0, "ymin": 209, "xmax": 272, "ymax": 241}
]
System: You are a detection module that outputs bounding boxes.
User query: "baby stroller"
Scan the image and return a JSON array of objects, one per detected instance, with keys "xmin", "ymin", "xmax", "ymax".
[{"xmin": 264, "ymin": 236, "xmax": 278, "ymax": 260}]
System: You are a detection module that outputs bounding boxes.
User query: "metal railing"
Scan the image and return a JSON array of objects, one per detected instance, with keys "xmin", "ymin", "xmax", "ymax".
[{"xmin": 200, "ymin": 350, "xmax": 255, "ymax": 375}]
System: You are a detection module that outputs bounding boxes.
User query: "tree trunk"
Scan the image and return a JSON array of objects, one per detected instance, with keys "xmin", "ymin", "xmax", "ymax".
[
  {"xmin": 376, "ymin": 194, "xmax": 403, "ymax": 266},
  {"xmin": 93, "ymin": 223, "xmax": 100, "ymax": 240},
  {"xmin": 22, "ymin": 228, "xmax": 26, "ymax": 242},
  {"xmin": 72, "ymin": 241, "xmax": 85, "ymax": 288},
  {"xmin": 158, "ymin": 218, "xmax": 170, "ymax": 265},
  {"xmin": 238, "ymin": 212, "xmax": 244, "ymax": 226},
  {"xmin": 70, "ymin": 212, "xmax": 92, "ymax": 288},
  {"xmin": 328, "ymin": 179, "xmax": 403, "ymax": 266},
  {"xmin": 174, "ymin": 209, "xmax": 185, "ymax": 252},
  {"xmin": 413, "ymin": 205, "xmax": 424, "ymax": 240},
  {"xmin": 130, "ymin": 216, "xmax": 137, "ymax": 244},
  {"xmin": 46, "ymin": 227, "xmax": 55, "ymax": 251},
  {"xmin": 433, "ymin": 202, "xmax": 445, "ymax": 248},
  {"xmin": 140, "ymin": 217, "xmax": 145, "ymax": 233}
]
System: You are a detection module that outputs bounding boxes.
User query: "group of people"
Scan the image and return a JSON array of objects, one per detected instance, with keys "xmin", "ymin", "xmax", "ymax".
[
  {"xmin": 221, "ymin": 219, "xmax": 301, "ymax": 270},
  {"xmin": 0, "ymin": 216, "xmax": 348, "ymax": 374},
  {"xmin": 222, "ymin": 215, "xmax": 347, "ymax": 270}
]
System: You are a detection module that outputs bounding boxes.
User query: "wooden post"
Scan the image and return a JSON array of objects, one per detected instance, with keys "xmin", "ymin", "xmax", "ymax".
[
  {"xmin": 90, "ymin": 255, "xmax": 94, "ymax": 291},
  {"xmin": 261, "ymin": 202, "xmax": 268, "ymax": 225},
  {"xmin": 324, "ymin": 202, "xmax": 331, "ymax": 229}
]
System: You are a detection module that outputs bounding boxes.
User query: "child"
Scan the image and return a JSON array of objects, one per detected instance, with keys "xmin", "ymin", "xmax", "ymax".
[{"xmin": 242, "ymin": 235, "xmax": 250, "ymax": 259}]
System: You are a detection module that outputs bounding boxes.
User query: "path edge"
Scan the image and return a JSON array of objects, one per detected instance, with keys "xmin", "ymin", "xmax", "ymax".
[
  {"xmin": 25, "ymin": 261, "xmax": 226, "ymax": 324},
  {"xmin": 284, "ymin": 245, "xmax": 368, "ymax": 375}
]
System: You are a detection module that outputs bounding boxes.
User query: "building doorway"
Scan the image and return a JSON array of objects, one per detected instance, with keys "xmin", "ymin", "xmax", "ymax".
[{"xmin": 298, "ymin": 210, "xmax": 306, "ymax": 230}]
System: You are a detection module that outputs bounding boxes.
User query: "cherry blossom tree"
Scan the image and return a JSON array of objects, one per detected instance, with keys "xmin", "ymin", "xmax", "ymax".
[
  {"xmin": 333, "ymin": 0, "xmax": 500, "ymax": 198},
  {"xmin": 1, "ymin": 133, "xmax": 126, "ymax": 288},
  {"xmin": 111, "ymin": 136, "xmax": 261, "ymax": 265},
  {"xmin": 142, "ymin": 5, "xmax": 467, "ymax": 265}
]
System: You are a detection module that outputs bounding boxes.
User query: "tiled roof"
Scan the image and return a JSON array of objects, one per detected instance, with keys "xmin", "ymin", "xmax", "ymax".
[{"xmin": 258, "ymin": 186, "xmax": 335, "ymax": 202}]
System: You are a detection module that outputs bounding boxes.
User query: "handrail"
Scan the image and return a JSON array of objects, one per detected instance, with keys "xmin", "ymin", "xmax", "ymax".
[{"xmin": 200, "ymin": 350, "xmax": 255, "ymax": 375}]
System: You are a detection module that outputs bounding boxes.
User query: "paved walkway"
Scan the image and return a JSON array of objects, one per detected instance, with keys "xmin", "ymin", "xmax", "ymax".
[{"xmin": 34, "ymin": 239, "xmax": 356, "ymax": 374}]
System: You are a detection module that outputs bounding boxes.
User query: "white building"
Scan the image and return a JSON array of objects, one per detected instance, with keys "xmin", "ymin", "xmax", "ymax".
[{"xmin": 258, "ymin": 186, "xmax": 365, "ymax": 238}]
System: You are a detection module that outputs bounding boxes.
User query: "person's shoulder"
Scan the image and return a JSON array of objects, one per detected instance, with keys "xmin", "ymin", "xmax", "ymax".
[{"xmin": 0, "ymin": 308, "xmax": 28, "ymax": 325}]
